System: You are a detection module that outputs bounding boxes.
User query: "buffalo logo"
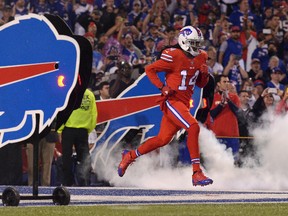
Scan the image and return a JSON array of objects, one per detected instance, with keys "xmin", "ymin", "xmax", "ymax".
[
  {"xmin": 0, "ymin": 14, "xmax": 80, "ymax": 146},
  {"xmin": 179, "ymin": 28, "xmax": 193, "ymax": 37}
]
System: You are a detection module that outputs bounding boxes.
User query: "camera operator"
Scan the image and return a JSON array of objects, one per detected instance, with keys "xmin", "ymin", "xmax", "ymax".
[{"xmin": 109, "ymin": 60, "xmax": 135, "ymax": 98}]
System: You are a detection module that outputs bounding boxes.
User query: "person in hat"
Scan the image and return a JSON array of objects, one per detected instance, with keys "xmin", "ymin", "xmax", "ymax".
[
  {"xmin": 248, "ymin": 58, "xmax": 266, "ymax": 82},
  {"xmin": 266, "ymin": 67, "xmax": 285, "ymax": 92},
  {"xmin": 218, "ymin": 25, "xmax": 243, "ymax": 68},
  {"xmin": 265, "ymin": 55, "xmax": 287, "ymax": 83},
  {"xmin": 253, "ymin": 79, "xmax": 265, "ymax": 99},
  {"xmin": 249, "ymin": 86, "xmax": 276, "ymax": 124},
  {"xmin": 127, "ymin": 0, "xmax": 145, "ymax": 25},
  {"xmin": 141, "ymin": 35, "xmax": 157, "ymax": 65}
]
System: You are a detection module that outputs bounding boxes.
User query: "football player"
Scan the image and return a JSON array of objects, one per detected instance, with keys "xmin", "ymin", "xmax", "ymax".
[{"xmin": 118, "ymin": 26, "xmax": 213, "ymax": 186}]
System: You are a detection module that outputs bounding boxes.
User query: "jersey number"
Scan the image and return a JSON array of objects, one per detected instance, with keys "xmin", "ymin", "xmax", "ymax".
[{"xmin": 178, "ymin": 70, "xmax": 199, "ymax": 91}]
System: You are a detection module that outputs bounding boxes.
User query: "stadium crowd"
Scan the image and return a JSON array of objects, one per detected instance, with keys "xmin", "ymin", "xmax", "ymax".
[{"xmin": 0, "ymin": 0, "xmax": 288, "ymax": 186}]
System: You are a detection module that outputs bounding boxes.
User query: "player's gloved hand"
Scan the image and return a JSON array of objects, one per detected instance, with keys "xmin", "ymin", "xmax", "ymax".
[
  {"xmin": 159, "ymin": 85, "xmax": 175, "ymax": 97},
  {"xmin": 200, "ymin": 64, "xmax": 209, "ymax": 77}
]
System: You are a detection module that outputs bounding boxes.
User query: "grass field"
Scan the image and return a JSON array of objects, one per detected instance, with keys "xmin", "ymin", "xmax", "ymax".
[{"xmin": 1, "ymin": 203, "xmax": 288, "ymax": 216}]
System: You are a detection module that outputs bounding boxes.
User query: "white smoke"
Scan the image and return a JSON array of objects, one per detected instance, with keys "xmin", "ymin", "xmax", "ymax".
[{"xmin": 95, "ymin": 112, "xmax": 288, "ymax": 191}]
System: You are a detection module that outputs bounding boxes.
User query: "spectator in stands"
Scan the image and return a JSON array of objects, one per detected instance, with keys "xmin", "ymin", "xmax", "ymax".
[
  {"xmin": 141, "ymin": 35, "xmax": 157, "ymax": 66},
  {"xmin": 104, "ymin": 14, "xmax": 124, "ymax": 40},
  {"xmin": 156, "ymin": 26, "xmax": 177, "ymax": 52},
  {"xmin": 127, "ymin": 0, "xmax": 146, "ymax": 26},
  {"xmin": 253, "ymin": 79, "xmax": 265, "ymax": 100},
  {"xmin": 172, "ymin": 0, "xmax": 195, "ymax": 27},
  {"xmin": 240, "ymin": 78, "xmax": 256, "ymax": 107},
  {"xmin": 223, "ymin": 54, "xmax": 249, "ymax": 92},
  {"xmin": 219, "ymin": 0, "xmax": 238, "ymax": 16},
  {"xmin": 266, "ymin": 55, "xmax": 287, "ymax": 84},
  {"xmin": 266, "ymin": 67, "xmax": 285, "ymax": 92},
  {"xmin": 266, "ymin": 14, "xmax": 284, "ymax": 44},
  {"xmin": 172, "ymin": 14, "xmax": 183, "ymax": 30},
  {"xmin": 116, "ymin": 17, "xmax": 141, "ymax": 44},
  {"xmin": 263, "ymin": 7, "xmax": 273, "ymax": 25},
  {"xmin": 32, "ymin": 0, "xmax": 50, "ymax": 15},
  {"xmin": 99, "ymin": 0, "xmax": 117, "ymax": 33},
  {"xmin": 153, "ymin": 14, "xmax": 166, "ymax": 32},
  {"xmin": 13, "ymin": 0, "xmax": 30, "ymax": 18},
  {"xmin": 196, "ymin": 3, "xmax": 212, "ymax": 26},
  {"xmin": 239, "ymin": 14, "xmax": 258, "ymax": 70},
  {"xmin": 212, "ymin": 16, "xmax": 231, "ymax": 48},
  {"xmin": 54, "ymin": 0, "xmax": 75, "ymax": 30},
  {"xmin": 229, "ymin": 0, "xmax": 256, "ymax": 29},
  {"xmin": 89, "ymin": 9, "xmax": 104, "ymax": 38},
  {"xmin": 207, "ymin": 46, "xmax": 224, "ymax": 76},
  {"xmin": 95, "ymin": 81, "xmax": 110, "ymax": 135},
  {"xmin": 73, "ymin": 0, "xmax": 93, "ymax": 35},
  {"xmin": 120, "ymin": 33, "xmax": 143, "ymax": 66},
  {"xmin": 0, "ymin": 0, "xmax": 4, "ymax": 18},
  {"xmin": 251, "ymin": 31, "xmax": 272, "ymax": 74},
  {"xmin": 218, "ymin": 25, "xmax": 243, "ymax": 68},
  {"xmin": 281, "ymin": 32, "xmax": 288, "ymax": 69},
  {"xmin": 86, "ymin": 22, "xmax": 97, "ymax": 40},
  {"xmin": 208, "ymin": 75, "xmax": 241, "ymax": 162},
  {"xmin": 248, "ymin": 58, "xmax": 265, "ymax": 82},
  {"xmin": 237, "ymin": 90, "xmax": 254, "ymax": 166},
  {"xmin": 0, "ymin": 5, "xmax": 13, "ymax": 26},
  {"xmin": 275, "ymin": 86, "xmax": 288, "ymax": 115},
  {"xmin": 96, "ymin": 81, "xmax": 111, "ymax": 100},
  {"xmin": 198, "ymin": 23, "xmax": 212, "ymax": 50},
  {"xmin": 249, "ymin": 0, "xmax": 264, "ymax": 32},
  {"xmin": 100, "ymin": 44, "xmax": 121, "ymax": 78},
  {"xmin": 142, "ymin": 0, "xmax": 167, "ymax": 34},
  {"xmin": 249, "ymin": 87, "xmax": 276, "ymax": 125},
  {"xmin": 143, "ymin": 22, "xmax": 165, "ymax": 47}
]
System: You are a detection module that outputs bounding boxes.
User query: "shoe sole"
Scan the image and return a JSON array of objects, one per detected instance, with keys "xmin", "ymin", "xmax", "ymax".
[{"xmin": 192, "ymin": 179, "xmax": 213, "ymax": 187}]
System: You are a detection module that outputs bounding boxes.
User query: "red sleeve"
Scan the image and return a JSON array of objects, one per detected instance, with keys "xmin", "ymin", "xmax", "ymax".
[
  {"xmin": 196, "ymin": 51, "xmax": 209, "ymax": 88},
  {"xmin": 145, "ymin": 49, "xmax": 174, "ymax": 89},
  {"xmin": 196, "ymin": 72, "xmax": 209, "ymax": 88}
]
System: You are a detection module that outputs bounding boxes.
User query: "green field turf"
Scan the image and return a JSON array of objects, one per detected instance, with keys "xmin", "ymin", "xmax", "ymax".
[{"xmin": 1, "ymin": 203, "xmax": 288, "ymax": 216}]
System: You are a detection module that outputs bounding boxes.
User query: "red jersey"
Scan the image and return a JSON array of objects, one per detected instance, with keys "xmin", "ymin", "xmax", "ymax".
[
  {"xmin": 145, "ymin": 48, "xmax": 209, "ymax": 107},
  {"xmin": 210, "ymin": 92, "xmax": 240, "ymax": 137}
]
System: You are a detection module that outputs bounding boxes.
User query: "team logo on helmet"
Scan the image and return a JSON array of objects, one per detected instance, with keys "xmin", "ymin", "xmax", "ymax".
[{"xmin": 179, "ymin": 28, "xmax": 193, "ymax": 37}]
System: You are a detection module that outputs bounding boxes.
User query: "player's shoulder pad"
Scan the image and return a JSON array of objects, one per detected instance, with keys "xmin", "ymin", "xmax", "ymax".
[{"xmin": 160, "ymin": 47, "xmax": 181, "ymax": 62}]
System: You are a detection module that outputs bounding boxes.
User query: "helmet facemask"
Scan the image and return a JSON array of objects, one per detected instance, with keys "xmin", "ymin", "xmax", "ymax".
[
  {"xmin": 186, "ymin": 38, "xmax": 204, "ymax": 56},
  {"xmin": 178, "ymin": 26, "xmax": 204, "ymax": 56}
]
